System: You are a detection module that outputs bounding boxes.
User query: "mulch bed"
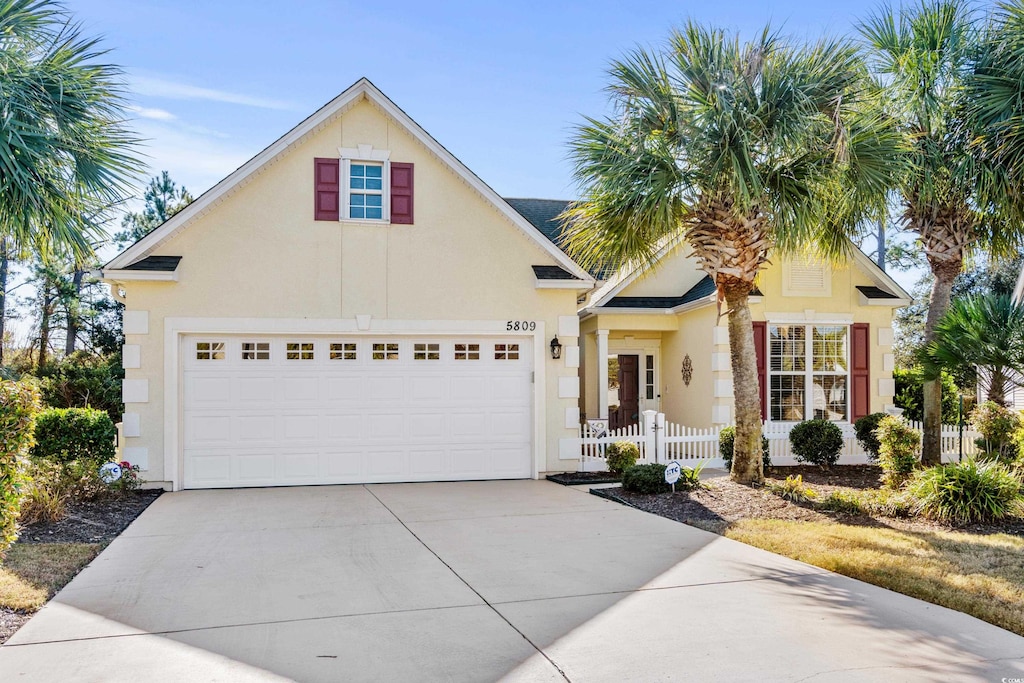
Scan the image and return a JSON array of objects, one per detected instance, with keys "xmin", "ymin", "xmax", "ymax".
[
  {"xmin": 598, "ymin": 465, "xmax": 1024, "ymax": 536},
  {"xmin": 546, "ymin": 471, "xmax": 621, "ymax": 486},
  {"xmin": 1, "ymin": 490, "xmax": 162, "ymax": 644},
  {"xmin": 17, "ymin": 490, "xmax": 162, "ymax": 544}
]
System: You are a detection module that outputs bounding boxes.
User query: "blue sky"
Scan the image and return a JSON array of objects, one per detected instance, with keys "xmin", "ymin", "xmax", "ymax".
[{"xmin": 66, "ymin": 0, "xmax": 889, "ymax": 200}]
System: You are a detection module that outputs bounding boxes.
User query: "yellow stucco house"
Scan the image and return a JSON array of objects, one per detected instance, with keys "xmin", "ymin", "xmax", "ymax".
[{"xmin": 102, "ymin": 78, "xmax": 908, "ymax": 490}]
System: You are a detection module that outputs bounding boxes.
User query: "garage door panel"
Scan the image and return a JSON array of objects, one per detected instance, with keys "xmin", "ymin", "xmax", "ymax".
[{"xmin": 182, "ymin": 335, "xmax": 533, "ymax": 488}]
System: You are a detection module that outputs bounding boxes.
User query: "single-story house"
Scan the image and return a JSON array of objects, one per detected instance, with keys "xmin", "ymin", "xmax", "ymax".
[{"xmin": 102, "ymin": 78, "xmax": 909, "ymax": 490}]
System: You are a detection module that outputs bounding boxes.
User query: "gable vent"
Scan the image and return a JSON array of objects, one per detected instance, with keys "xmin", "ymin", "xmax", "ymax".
[{"xmin": 783, "ymin": 257, "xmax": 831, "ymax": 297}]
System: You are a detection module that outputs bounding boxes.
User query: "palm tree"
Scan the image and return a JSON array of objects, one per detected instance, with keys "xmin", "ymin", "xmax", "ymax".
[
  {"xmin": 859, "ymin": 0, "xmax": 1020, "ymax": 465},
  {"xmin": 924, "ymin": 294, "xmax": 1024, "ymax": 406},
  {"xmin": 564, "ymin": 23, "xmax": 900, "ymax": 484},
  {"xmin": 0, "ymin": 0, "xmax": 141, "ymax": 363}
]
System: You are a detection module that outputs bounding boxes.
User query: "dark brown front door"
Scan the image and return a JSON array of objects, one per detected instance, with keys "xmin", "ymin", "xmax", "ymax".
[{"xmin": 615, "ymin": 355, "xmax": 640, "ymax": 428}]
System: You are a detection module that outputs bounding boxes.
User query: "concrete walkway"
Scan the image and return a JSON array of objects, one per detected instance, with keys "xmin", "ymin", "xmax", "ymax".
[{"xmin": 1, "ymin": 480, "xmax": 1022, "ymax": 682}]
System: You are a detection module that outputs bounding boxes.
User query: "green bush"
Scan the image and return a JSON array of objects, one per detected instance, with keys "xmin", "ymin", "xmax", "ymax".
[
  {"xmin": 788, "ymin": 420, "xmax": 843, "ymax": 469},
  {"xmin": 853, "ymin": 413, "xmax": 887, "ymax": 462},
  {"xmin": 33, "ymin": 408, "xmax": 116, "ymax": 465},
  {"xmin": 38, "ymin": 352, "xmax": 123, "ymax": 422},
  {"xmin": 719, "ymin": 426, "xmax": 771, "ymax": 471},
  {"xmin": 971, "ymin": 401, "xmax": 1022, "ymax": 463},
  {"xmin": 622, "ymin": 463, "xmax": 670, "ymax": 494},
  {"xmin": 768, "ymin": 474, "xmax": 817, "ymax": 503},
  {"xmin": 676, "ymin": 461, "xmax": 705, "ymax": 491},
  {"xmin": 908, "ymin": 458, "xmax": 1023, "ymax": 525},
  {"xmin": 893, "ymin": 367, "xmax": 958, "ymax": 423},
  {"xmin": 605, "ymin": 441, "xmax": 640, "ymax": 475},
  {"xmin": 1, "ymin": 380, "xmax": 42, "ymax": 554},
  {"xmin": 876, "ymin": 416, "xmax": 920, "ymax": 488},
  {"xmin": 819, "ymin": 490, "xmax": 864, "ymax": 514}
]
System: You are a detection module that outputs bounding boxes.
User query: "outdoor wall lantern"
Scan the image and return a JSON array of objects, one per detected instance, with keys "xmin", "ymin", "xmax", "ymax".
[{"xmin": 550, "ymin": 336, "xmax": 563, "ymax": 360}]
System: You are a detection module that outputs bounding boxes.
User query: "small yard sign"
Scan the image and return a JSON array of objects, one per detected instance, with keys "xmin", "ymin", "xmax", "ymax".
[
  {"xmin": 664, "ymin": 461, "xmax": 681, "ymax": 490},
  {"xmin": 98, "ymin": 462, "xmax": 122, "ymax": 484}
]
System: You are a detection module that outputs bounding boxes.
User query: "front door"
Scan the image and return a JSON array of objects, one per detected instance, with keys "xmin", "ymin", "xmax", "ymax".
[{"xmin": 616, "ymin": 355, "xmax": 640, "ymax": 428}]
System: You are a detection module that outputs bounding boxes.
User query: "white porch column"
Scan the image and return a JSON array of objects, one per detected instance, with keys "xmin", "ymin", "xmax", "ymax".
[{"xmin": 597, "ymin": 329, "xmax": 610, "ymax": 419}]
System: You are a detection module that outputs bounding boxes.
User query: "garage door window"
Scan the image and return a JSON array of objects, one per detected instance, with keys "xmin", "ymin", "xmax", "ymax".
[
  {"xmin": 330, "ymin": 342, "xmax": 357, "ymax": 360},
  {"xmin": 196, "ymin": 341, "xmax": 225, "ymax": 360},
  {"xmin": 372, "ymin": 342, "xmax": 399, "ymax": 360},
  {"xmin": 454, "ymin": 343, "xmax": 479, "ymax": 360},
  {"xmin": 414, "ymin": 343, "xmax": 440, "ymax": 360},
  {"xmin": 286, "ymin": 342, "xmax": 314, "ymax": 360},
  {"xmin": 495, "ymin": 343, "xmax": 519, "ymax": 360},
  {"xmin": 242, "ymin": 342, "xmax": 270, "ymax": 360}
]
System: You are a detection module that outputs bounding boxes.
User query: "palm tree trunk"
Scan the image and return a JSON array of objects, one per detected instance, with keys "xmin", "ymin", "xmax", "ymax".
[
  {"xmin": 922, "ymin": 263, "xmax": 959, "ymax": 465},
  {"xmin": 0, "ymin": 238, "xmax": 8, "ymax": 366},
  {"xmin": 724, "ymin": 282, "xmax": 764, "ymax": 485},
  {"xmin": 65, "ymin": 269, "xmax": 84, "ymax": 355},
  {"xmin": 37, "ymin": 275, "xmax": 52, "ymax": 372},
  {"xmin": 987, "ymin": 366, "xmax": 1008, "ymax": 406}
]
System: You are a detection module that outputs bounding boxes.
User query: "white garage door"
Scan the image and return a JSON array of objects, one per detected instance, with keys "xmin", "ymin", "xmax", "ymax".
[{"xmin": 182, "ymin": 335, "xmax": 533, "ymax": 488}]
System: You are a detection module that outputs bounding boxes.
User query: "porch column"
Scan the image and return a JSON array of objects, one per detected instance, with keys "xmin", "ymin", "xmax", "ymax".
[{"xmin": 597, "ymin": 329, "xmax": 610, "ymax": 419}]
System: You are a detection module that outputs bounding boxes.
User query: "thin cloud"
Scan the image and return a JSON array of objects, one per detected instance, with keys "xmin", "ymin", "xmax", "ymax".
[
  {"xmin": 127, "ymin": 105, "xmax": 177, "ymax": 121},
  {"xmin": 131, "ymin": 74, "xmax": 299, "ymax": 111}
]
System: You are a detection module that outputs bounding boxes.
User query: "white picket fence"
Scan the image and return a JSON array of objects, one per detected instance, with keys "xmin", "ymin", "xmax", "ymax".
[{"xmin": 572, "ymin": 410, "xmax": 980, "ymax": 472}]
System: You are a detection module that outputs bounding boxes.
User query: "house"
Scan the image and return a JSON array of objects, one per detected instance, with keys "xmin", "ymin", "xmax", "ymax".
[
  {"xmin": 101, "ymin": 78, "xmax": 594, "ymax": 491},
  {"xmin": 102, "ymin": 78, "xmax": 909, "ymax": 491}
]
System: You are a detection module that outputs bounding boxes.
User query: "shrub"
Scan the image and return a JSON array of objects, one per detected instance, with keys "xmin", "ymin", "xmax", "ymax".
[
  {"xmin": 19, "ymin": 460, "xmax": 71, "ymax": 525},
  {"xmin": 789, "ymin": 420, "xmax": 843, "ymax": 469},
  {"xmin": 971, "ymin": 401, "xmax": 1022, "ymax": 463},
  {"xmin": 819, "ymin": 490, "xmax": 864, "ymax": 514},
  {"xmin": 719, "ymin": 426, "xmax": 771, "ymax": 471},
  {"xmin": 622, "ymin": 463, "xmax": 670, "ymax": 494},
  {"xmin": 1, "ymin": 380, "xmax": 42, "ymax": 554},
  {"xmin": 768, "ymin": 475, "xmax": 817, "ymax": 503},
  {"xmin": 908, "ymin": 458, "xmax": 1023, "ymax": 525},
  {"xmin": 605, "ymin": 441, "xmax": 640, "ymax": 475},
  {"xmin": 675, "ymin": 461, "xmax": 705, "ymax": 491},
  {"xmin": 111, "ymin": 461, "xmax": 143, "ymax": 494},
  {"xmin": 853, "ymin": 413, "xmax": 887, "ymax": 462},
  {"xmin": 33, "ymin": 408, "xmax": 116, "ymax": 465},
  {"xmin": 38, "ymin": 351, "xmax": 123, "ymax": 422},
  {"xmin": 876, "ymin": 416, "xmax": 920, "ymax": 488},
  {"xmin": 893, "ymin": 367, "xmax": 958, "ymax": 423}
]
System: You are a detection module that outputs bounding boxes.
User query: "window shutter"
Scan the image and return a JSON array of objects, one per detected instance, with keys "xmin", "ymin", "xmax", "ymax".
[
  {"xmin": 752, "ymin": 321, "xmax": 767, "ymax": 421},
  {"xmin": 390, "ymin": 162, "xmax": 414, "ymax": 224},
  {"xmin": 314, "ymin": 158, "xmax": 340, "ymax": 221},
  {"xmin": 851, "ymin": 323, "xmax": 870, "ymax": 420}
]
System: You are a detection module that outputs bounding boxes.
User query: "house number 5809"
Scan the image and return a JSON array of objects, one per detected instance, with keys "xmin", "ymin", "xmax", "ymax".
[{"xmin": 506, "ymin": 321, "xmax": 537, "ymax": 331}]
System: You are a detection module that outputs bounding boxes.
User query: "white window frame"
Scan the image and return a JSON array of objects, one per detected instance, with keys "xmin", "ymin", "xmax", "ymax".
[
  {"xmin": 768, "ymin": 323, "xmax": 850, "ymax": 423},
  {"xmin": 285, "ymin": 341, "xmax": 315, "ymax": 361},
  {"xmin": 241, "ymin": 341, "xmax": 270, "ymax": 360},
  {"xmin": 340, "ymin": 145, "xmax": 390, "ymax": 223}
]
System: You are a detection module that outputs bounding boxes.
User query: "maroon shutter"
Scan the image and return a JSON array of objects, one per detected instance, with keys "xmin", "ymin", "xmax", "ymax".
[
  {"xmin": 851, "ymin": 323, "xmax": 870, "ymax": 420},
  {"xmin": 752, "ymin": 321, "xmax": 767, "ymax": 421},
  {"xmin": 390, "ymin": 162, "xmax": 414, "ymax": 224},
  {"xmin": 314, "ymin": 158, "xmax": 339, "ymax": 221}
]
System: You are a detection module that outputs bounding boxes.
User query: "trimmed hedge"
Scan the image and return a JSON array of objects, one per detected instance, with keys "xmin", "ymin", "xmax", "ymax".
[
  {"xmin": 789, "ymin": 419, "xmax": 843, "ymax": 469},
  {"xmin": 606, "ymin": 441, "xmax": 640, "ymax": 475},
  {"xmin": 853, "ymin": 413, "xmax": 887, "ymax": 462},
  {"xmin": 622, "ymin": 463, "xmax": 670, "ymax": 494},
  {"xmin": 33, "ymin": 408, "xmax": 116, "ymax": 465},
  {"xmin": 1, "ymin": 380, "xmax": 42, "ymax": 554},
  {"xmin": 877, "ymin": 416, "xmax": 920, "ymax": 488}
]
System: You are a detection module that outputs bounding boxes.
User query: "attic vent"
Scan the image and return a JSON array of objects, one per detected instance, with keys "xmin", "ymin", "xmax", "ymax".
[{"xmin": 783, "ymin": 257, "xmax": 831, "ymax": 297}]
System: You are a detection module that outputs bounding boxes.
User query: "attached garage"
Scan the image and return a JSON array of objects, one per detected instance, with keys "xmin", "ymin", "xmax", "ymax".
[{"xmin": 181, "ymin": 335, "xmax": 534, "ymax": 488}]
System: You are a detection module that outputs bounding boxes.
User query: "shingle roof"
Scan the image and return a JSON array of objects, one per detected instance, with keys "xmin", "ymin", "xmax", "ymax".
[
  {"xmin": 124, "ymin": 255, "xmax": 182, "ymax": 271},
  {"xmin": 856, "ymin": 285, "xmax": 900, "ymax": 299},
  {"xmin": 532, "ymin": 265, "xmax": 580, "ymax": 280},
  {"xmin": 504, "ymin": 198, "xmax": 572, "ymax": 248},
  {"xmin": 604, "ymin": 275, "xmax": 717, "ymax": 309}
]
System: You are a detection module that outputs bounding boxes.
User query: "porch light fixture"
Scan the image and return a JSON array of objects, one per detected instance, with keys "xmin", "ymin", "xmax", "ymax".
[{"xmin": 550, "ymin": 336, "xmax": 563, "ymax": 360}]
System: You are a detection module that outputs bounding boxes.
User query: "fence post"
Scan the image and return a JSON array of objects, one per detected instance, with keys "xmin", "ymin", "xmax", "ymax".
[
  {"xmin": 642, "ymin": 410, "xmax": 658, "ymax": 463},
  {"xmin": 655, "ymin": 412, "xmax": 667, "ymax": 463}
]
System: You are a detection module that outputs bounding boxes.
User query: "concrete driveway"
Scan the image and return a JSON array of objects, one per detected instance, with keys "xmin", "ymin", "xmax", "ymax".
[{"xmin": 1, "ymin": 481, "xmax": 1022, "ymax": 682}]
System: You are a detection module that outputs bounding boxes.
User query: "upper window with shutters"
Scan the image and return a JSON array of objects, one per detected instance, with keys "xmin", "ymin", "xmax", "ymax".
[
  {"xmin": 782, "ymin": 257, "xmax": 832, "ymax": 298},
  {"xmin": 313, "ymin": 145, "xmax": 413, "ymax": 225}
]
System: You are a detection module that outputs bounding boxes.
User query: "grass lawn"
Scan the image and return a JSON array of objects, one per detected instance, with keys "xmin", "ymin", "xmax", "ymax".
[
  {"xmin": 0, "ymin": 543, "xmax": 102, "ymax": 612},
  {"xmin": 725, "ymin": 519, "xmax": 1024, "ymax": 636}
]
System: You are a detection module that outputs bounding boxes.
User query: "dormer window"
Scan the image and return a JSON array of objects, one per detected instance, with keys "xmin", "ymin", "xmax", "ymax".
[{"xmin": 348, "ymin": 163, "xmax": 384, "ymax": 220}]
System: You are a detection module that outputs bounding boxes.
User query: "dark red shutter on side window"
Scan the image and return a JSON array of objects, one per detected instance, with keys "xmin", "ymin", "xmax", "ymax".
[
  {"xmin": 390, "ymin": 162, "xmax": 414, "ymax": 224},
  {"xmin": 851, "ymin": 323, "xmax": 870, "ymax": 420},
  {"xmin": 314, "ymin": 158, "xmax": 339, "ymax": 221},
  {"xmin": 752, "ymin": 321, "xmax": 767, "ymax": 421}
]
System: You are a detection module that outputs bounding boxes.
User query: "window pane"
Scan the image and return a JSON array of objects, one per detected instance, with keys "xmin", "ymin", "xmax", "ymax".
[
  {"xmin": 351, "ymin": 164, "xmax": 364, "ymax": 176},
  {"xmin": 770, "ymin": 375, "xmax": 805, "ymax": 421},
  {"xmin": 365, "ymin": 178, "xmax": 382, "ymax": 190},
  {"xmin": 350, "ymin": 207, "xmax": 364, "ymax": 219},
  {"xmin": 366, "ymin": 195, "xmax": 382, "ymax": 207},
  {"xmin": 350, "ymin": 194, "xmax": 365, "ymax": 206},
  {"xmin": 813, "ymin": 375, "xmax": 847, "ymax": 420},
  {"xmin": 365, "ymin": 165, "xmax": 382, "ymax": 178},
  {"xmin": 366, "ymin": 207, "xmax": 382, "ymax": 219},
  {"xmin": 770, "ymin": 325, "xmax": 805, "ymax": 372},
  {"xmin": 813, "ymin": 326, "xmax": 848, "ymax": 372},
  {"xmin": 350, "ymin": 177, "xmax": 364, "ymax": 189}
]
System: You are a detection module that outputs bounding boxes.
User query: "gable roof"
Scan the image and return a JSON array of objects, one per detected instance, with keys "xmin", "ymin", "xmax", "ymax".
[
  {"xmin": 105, "ymin": 79, "xmax": 592, "ymax": 282},
  {"xmin": 603, "ymin": 275, "xmax": 717, "ymax": 309}
]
